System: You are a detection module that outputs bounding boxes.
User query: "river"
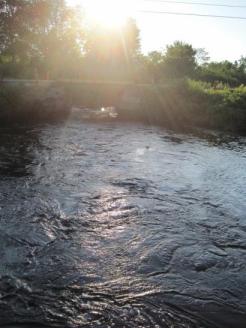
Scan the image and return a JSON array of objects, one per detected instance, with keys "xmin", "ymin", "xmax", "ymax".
[{"xmin": 0, "ymin": 121, "xmax": 246, "ymax": 328}]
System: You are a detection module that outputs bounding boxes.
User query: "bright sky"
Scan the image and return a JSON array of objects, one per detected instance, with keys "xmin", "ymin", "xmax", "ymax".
[{"xmin": 68, "ymin": 0, "xmax": 246, "ymax": 62}]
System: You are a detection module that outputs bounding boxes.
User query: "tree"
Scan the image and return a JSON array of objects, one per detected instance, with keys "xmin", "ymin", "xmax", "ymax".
[
  {"xmin": 196, "ymin": 48, "xmax": 210, "ymax": 65},
  {"xmin": 163, "ymin": 41, "xmax": 197, "ymax": 79},
  {"xmin": 83, "ymin": 18, "xmax": 140, "ymax": 80},
  {"xmin": 145, "ymin": 51, "xmax": 165, "ymax": 82},
  {"xmin": 237, "ymin": 57, "xmax": 246, "ymax": 84},
  {"xmin": 0, "ymin": 0, "xmax": 84, "ymax": 78},
  {"xmin": 198, "ymin": 60, "xmax": 246, "ymax": 86}
]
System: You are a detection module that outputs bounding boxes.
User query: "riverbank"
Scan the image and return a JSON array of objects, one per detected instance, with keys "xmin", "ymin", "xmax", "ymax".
[
  {"xmin": 1, "ymin": 79, "xmax": 246, "ymax": 134},
  {"xmin": 0, "ymin": 81, "xmax": 70, "ymax": 123},
  {"xmin": 116, "ymin": 80, "xmax": 246, "ymax": 134}
]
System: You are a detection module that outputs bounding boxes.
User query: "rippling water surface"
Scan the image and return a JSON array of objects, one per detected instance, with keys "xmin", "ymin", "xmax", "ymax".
[{"xmin": 0, "ymin": 121, "xmax": 246, "ymax": 328}]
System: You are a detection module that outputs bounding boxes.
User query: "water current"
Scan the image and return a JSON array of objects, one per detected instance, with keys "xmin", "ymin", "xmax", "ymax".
[{"xmin": 0, "ymin": 121, "xmax": 246, "ymax": 328}]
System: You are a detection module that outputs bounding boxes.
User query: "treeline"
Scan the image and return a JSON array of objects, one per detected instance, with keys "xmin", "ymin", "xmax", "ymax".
[
  {"xmin": 143, "ymin": 45, "xmax": 246, "ymax": 87},
  {"xmin": 1, "ymin": 0, "xmax": 246, "ymax": 87},
  {"xmin": 0, "ymin": 0, "xmax": 140, "ymax": 80},
  {"xmin": 1, "ymin": 0, "xmax": 246, "ymax": 133}
]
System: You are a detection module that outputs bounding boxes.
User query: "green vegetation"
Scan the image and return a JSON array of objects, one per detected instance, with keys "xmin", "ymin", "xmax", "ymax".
[
  {"xmin": 0, "ymin": 0, "xmax": 83, "ymax": 79},
  {"xmin": 178, "ymin": 80, "xmax": 246, "ymax": 133},
  {"xmin": 114, "ymin": 80, "xmax": 246, "ymax": 133},
  {"xmin": 0, "ymin": 0, "xmax": 246, "ymax": 132},
  {"xmin": 1, "ymin": 78, "xmax": 246, "ymax": 133},
  {"xmin": 0, "ymin": 0, "xmax": 140, "ymax": 80}
]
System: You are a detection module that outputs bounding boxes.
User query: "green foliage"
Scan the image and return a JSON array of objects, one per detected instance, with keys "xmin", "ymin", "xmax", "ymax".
[
  {"xmin": 1, "ymin": 79, "xmax": 246, "ymax": 133},
  {"xmin": 143, "ymin": 42, "xmax": 198, "ymax": 82},
  {"xmin": 0, "ymin": 0, "xmax": 245, "ymax": 86},
  {"xmin": 0, "ymin": 0, "xmax": 84, "ymax": 79},
  {"xmin": 185, "ymin": 80, "xmax": 246, "ymax": 131},
  {"xmin": 114, "ymin": 79, "xmax": 246, "ymax": 133},
  {"xmin": 82, "ymin": 18, "xmax": 141, "ymax": 81},
  {"xmin": 144, "ymin": 51, "xmax": 165, "ymax": 83},
  {"xmin": 0, "ymin": 1, "xmax": 246, "ymax": 132},
  {"xmin": 198, "ymin": 60, "xmax": 246, "ymax": 86},
  {"xmin": 164, "ymin": 41, "xmax": 197, "ymax": 79}
]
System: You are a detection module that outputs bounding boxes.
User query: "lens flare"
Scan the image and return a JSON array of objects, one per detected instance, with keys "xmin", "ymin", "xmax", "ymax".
[{"xmin": 82, "ymin": 0, "xmax": 135, "ymax": 28}]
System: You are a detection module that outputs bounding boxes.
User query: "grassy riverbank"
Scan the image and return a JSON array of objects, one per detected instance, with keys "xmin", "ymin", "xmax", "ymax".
[
  {"xmin": 133, "ymin": 80, "xmax": 246, "ymax": 133},
  {"xmin": 185, "ymin": 80, "xmax": 246, "ymax": 132},
  {"xmin": 0, "ymin": 80, "xmax": 246, "ymax": 133}
]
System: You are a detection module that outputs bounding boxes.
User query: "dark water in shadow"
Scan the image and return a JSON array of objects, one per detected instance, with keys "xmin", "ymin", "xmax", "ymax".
[{"xmin": 0, "ymin": 121, "xmax": 246, "ymax": 328}]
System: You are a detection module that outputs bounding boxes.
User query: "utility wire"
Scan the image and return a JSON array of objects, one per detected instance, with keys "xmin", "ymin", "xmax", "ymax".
[
  {"xmin": 138, "ymin": 9, "xmax": 246, "ymax": 20},
  {"xmin": 143, "ymin": 0, "xmax": 246, "ymax": 9}
]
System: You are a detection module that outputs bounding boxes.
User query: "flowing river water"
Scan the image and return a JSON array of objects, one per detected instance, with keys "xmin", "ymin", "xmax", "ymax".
[{"xmin": 0, "ymin": 121, "xmax": 246, "ymax": 328}]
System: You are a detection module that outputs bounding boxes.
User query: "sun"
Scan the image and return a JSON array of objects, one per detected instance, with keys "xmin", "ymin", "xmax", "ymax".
[{"xmin": 80, "ymin": 0, "xmax": 135, "ymax": 28}]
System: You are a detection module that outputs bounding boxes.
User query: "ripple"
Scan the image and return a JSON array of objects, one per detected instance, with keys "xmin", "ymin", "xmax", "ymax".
[{"xmin": 1, "ymin": 122, "xmax": 246, "ymax": 327}]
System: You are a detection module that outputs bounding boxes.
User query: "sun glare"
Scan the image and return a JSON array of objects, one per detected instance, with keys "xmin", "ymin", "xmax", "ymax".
[{"xmin": 81, "ymin": 0, "xmax": 134, "ymax": 28}]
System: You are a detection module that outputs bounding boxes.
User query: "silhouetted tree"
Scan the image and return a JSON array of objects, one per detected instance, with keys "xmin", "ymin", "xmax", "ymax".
[
  {"xmin": 0, "ymin": 0, "xmax": 84, "ymax": 78},
  {"xmin": 145, "ymin": 51, "xmax": 165, "ymax": 82},
  {"xmin": 196, "ymin": 48, "xmax": 210, "ymax": 65},
  {"xmin": 164, "ymin": 41, "xmax": 197, "ymax": 79},
  {"xmin": 83, "ymin": 18, "xmax": 140, "ymax": 80},
  {"xmin": 198, "ymin": 60, "xmax": 246, "ymax": 86}
]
